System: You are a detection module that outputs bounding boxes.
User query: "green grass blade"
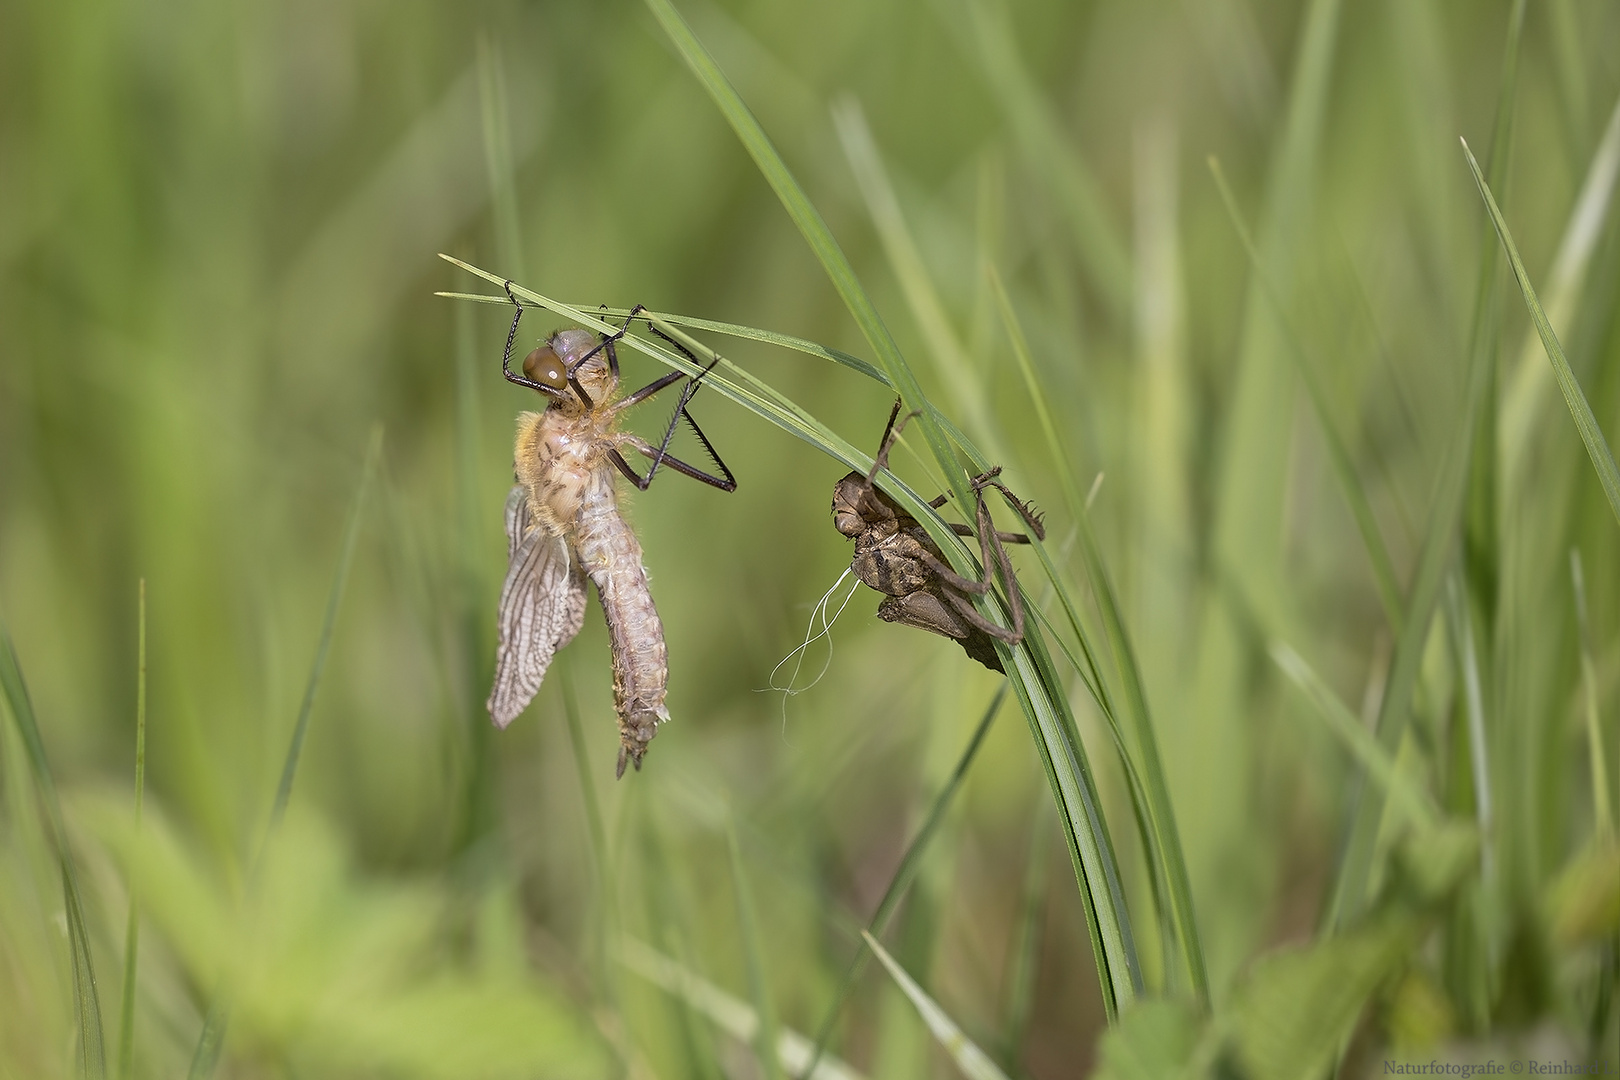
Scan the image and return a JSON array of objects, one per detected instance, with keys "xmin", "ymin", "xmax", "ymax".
[
  {"xmin": 1570, "ymin": 551, "xmax": 1614, "ymax": 838},
  {"xmin": 1501, "ymin": 92, "xmax": 1620, "ymax": 485},
  {"xmin": 801, "ymin": 687, "xmax": 1006, "ymax": 1077},
  {"xmin": 1270, "ymin": 642, "xmax": 1441, "ymax": 830},
  {"xmin": 987, "ymin": 268, "xmax": 1207, "ymax": 1001},
  {"xmin": 860, "ymin": 931, "xmax": 1011, "ymax": 1080},
  {"xmin": 830, "ymin": 97, "xmax": 1007, "ymax": 463},
  {"xmin": 0, "ymin": 620, "xmax": 107, "ymax": 1079},
  {"xmin": 1209, "ymin": 156, "xmax": 1404, "ymax": 632},
  {"xmin": 945, "ymin": 0, "xmax": 1131, "ymax": 319},
  {"xmin": 1444, "ymin": 575, "xmax": 1496, "ymax": 882},
  {"xmin": 186, "ymin": 427, "xmax": 382, "ymax": 1079},
  {"xmin": 1325, "ymin": 0, "xmax": 1525, "ymax": 930},
  {"xmin": 617, "ymin": 939, "xmax": 865, "ymax": 1080},
  {"xmin": 727, "ymin": 820, "xmax": 783, "ymax": 1080},
  {"xmin": 116, "ymin": 580, "xmax": 147, "ymax": 1080},
  {"xmin": 475, "ymin": 31, "xmax": 525, "ymax": 282},
  {"xmin": 640, "ymin": 0, "xmax": 971, "ymax": 519},
  {"xmin": 266, "ymin": 425, "xmax": 383, "ymax": 839},
  {"xmin": 1462, "ymin": 137, "xmax": 1620, "ymax": 526},
  {"xmin": 999, "ymin": 812, "xmax": 1052, "ymax": 1066}
]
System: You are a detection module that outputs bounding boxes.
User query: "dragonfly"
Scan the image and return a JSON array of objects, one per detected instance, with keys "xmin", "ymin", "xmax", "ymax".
[
  {"xmin": 487, "ymin": 287, "xmax": 735, "ymax": 777},
  {"xmin": 831, "ymin": 400, "xmax": 1043, "ymax": 673}
]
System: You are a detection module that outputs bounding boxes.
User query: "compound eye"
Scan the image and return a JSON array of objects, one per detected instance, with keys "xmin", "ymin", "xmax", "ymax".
[{"xmin": 522, "ymin": 346, "xmax": 568, "ymax": 390}]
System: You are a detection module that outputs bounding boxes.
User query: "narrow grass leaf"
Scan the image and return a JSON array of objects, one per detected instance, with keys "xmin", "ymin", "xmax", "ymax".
[
  {"xmin": 1501, "ymin": 92, "xmax": 1620, "ymax": 482},
  {"xmin": 617, "ymin": 939, "xmax": 864, "ymax": 1080},
  {"xmin": 1570, "ymin": 551, "xmax": 1614, "ymax": 838},
  {"xmin": 831, "ymin": 97, "xmax": 1007, "ymax": 463},
  {"xmin": 639, "ymin": 0, "xmax": 971, "ymax": 519},
  {"xmin": 0, "ymin": 621, "xmax": 107, "ymax": 1079},
  {"xmin": 860, "ymin": 930, "xmax": 1011, "ymax": 1080},
  {"xmin": 187, "ymin": 426, "xmax": 383, "ymax": 1080},
  {"xmin": 1326, "ymin": 2, "xmax": 1525, "ymax": 929},
  {"xmin": 999, "ymin": 812, "xmax": 1053, "ymax": 1066},
  {"xmin": 475, "ymin": 32, "xmax": 525, "ymax": 282},
  {"xmin": 944, "ymin": 0, "xmax": 1131, "ymax": 318},
  {"xmin": 1444, "ymin": 575, "xmax": 1496, "ymax": 882},
  {"xmin": 988, "ymin": 267, "xmax": 1206, "ymax": 1000},
  {"xmin": 1462, "ymin": 137, "xmax": 1620, "ymax": 525},
  {"xmin": 802, "ymin": 687, "xmax": 1006, "ymax": 1077},
  {"xmin": 117, "ymin": 580, "xmax": 147, "ymax": 1080},
  {"xmin": 1270, "ymin": 642, "xmax": 1441, "ymax": 830},
  {"xmin": 727, "ymin": 820, "xmax": 783, "ymax": 1080},
  {"xmin": 1209, "ymin": 157, "xmax": 1403, "ymax": 632}
]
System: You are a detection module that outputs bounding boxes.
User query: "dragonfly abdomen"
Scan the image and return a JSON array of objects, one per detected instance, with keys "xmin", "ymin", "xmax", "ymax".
[{"xmin": 575, "ymin": 471, "xmax": 670, "ymax": 777}]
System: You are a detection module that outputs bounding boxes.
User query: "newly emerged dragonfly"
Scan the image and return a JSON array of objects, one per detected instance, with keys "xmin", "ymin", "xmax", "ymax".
[
  {"xmin": 832, "ymin": 400, "xmax": 1043, "ymax": 672},
  {"xmin": 487, "ymin": 288, "xmax": 735, "ymax": 777}
]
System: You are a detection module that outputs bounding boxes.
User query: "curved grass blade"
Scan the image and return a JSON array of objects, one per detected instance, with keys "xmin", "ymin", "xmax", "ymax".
[
  {"xmin": 639, "ymin": 0, "xmax": 975, "ymax": 524},
  {"xmin": 860, "ymin": 931, "xmax": 1011, "ymax": 1080},
  {"xmin": 0, "ymin": 620, "xmax": 107, "ymax": 1079},
  {"xmin": 117, "ymin": 580, "xmax": 148, "ymax": 1080},
  {"xmin": 990, "ymin": 266, "xmax": 1208, "ymax": 1002},
  {"xmin": 801, "ymin": 687, "xmax": 1007, "ymax": 1077},
  {"xmin": 1462, "ymin": 137, "xmax": 1620, "ymax": 526},
  {"xmin": 186, "ymin": 426, "xmax": 382, "ymax": 1080}
]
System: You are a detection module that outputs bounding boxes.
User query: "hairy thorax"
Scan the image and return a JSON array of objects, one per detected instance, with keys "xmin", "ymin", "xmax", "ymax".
[{"xmin": 514, "ymin": 407, "xmax": 620, "ymax": 533}]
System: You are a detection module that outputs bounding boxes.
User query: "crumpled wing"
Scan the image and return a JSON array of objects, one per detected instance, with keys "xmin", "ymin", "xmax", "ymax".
[{"xmin": 487, "ymin": 487, "xmax": 588, "ymax": 728}]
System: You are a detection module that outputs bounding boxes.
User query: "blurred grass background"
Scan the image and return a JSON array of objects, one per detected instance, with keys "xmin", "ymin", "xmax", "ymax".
[{"xmin": 2, "ymin": 0, "xmax": 1618, "ymax": 1076}]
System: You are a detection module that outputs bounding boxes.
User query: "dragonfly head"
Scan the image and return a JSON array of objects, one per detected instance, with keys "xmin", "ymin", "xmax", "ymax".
[{"xmin": 538, "ymin": 328, "xmax": 615, "ymax": 408}]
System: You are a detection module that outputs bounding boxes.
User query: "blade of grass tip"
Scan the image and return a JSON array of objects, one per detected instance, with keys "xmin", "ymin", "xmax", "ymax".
[
  {"xmin": 860, "ymin": 931, "xmax": 1011, "ymax": 1080},
  {"xmin": 1502, "ymin": 93, "xmax": 1620, "ymax": 486},
  {"xmin": 1326, "ymin": 2, "xmax": 1524, "ymax": 930},
  {"xmin": 117, "ymin": 580, "xmax": 147, "ymax": 1080},
  {"xmin": 639, "ymin": 0, "xmax": 976, "ymax": 524},
  {"xmin": 1270, "ymin": 642, "xmax": 1441, "ymax": 831},
  {"xmin": 0, "ymin": 620, "xmax": 107, "ymax": 1079},
  {"xmin": 801, "ymin": 687, "xmax": 1007, "ymax": 1079},
  {"xmin": 1208, "ymin": 156, "xmax": 1404, "ymax": 633},
  {"xmin": 727, "ymin": 819, "xmax": 783, "ymax": 1080},
  {"xmin": 1463, "ymin": 137, "xmax": 1620, "ymax": 525},
  {"xmin": 187, "ymin": 426, "xmax": 382, "ymax": 1080},
  {"xmin": 1570, "ymin": 551, "xmax": 1614, "ymax": 839}
]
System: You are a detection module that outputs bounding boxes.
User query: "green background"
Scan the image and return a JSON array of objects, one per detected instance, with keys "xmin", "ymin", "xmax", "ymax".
[{"xmin": 2, "ymin": 0, "xmax": 1616, "ymax": 1076}]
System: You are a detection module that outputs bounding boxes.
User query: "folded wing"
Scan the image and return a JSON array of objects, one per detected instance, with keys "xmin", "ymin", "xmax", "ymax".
[{"xmin": 487, "ymin": 486, "xmax": 588, "ymax": 727}]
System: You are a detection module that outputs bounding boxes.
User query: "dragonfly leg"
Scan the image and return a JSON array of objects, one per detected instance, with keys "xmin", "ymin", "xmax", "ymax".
[{"xmin": 499, "ymin": 282, "xmax": 567, "ymax": 399}]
